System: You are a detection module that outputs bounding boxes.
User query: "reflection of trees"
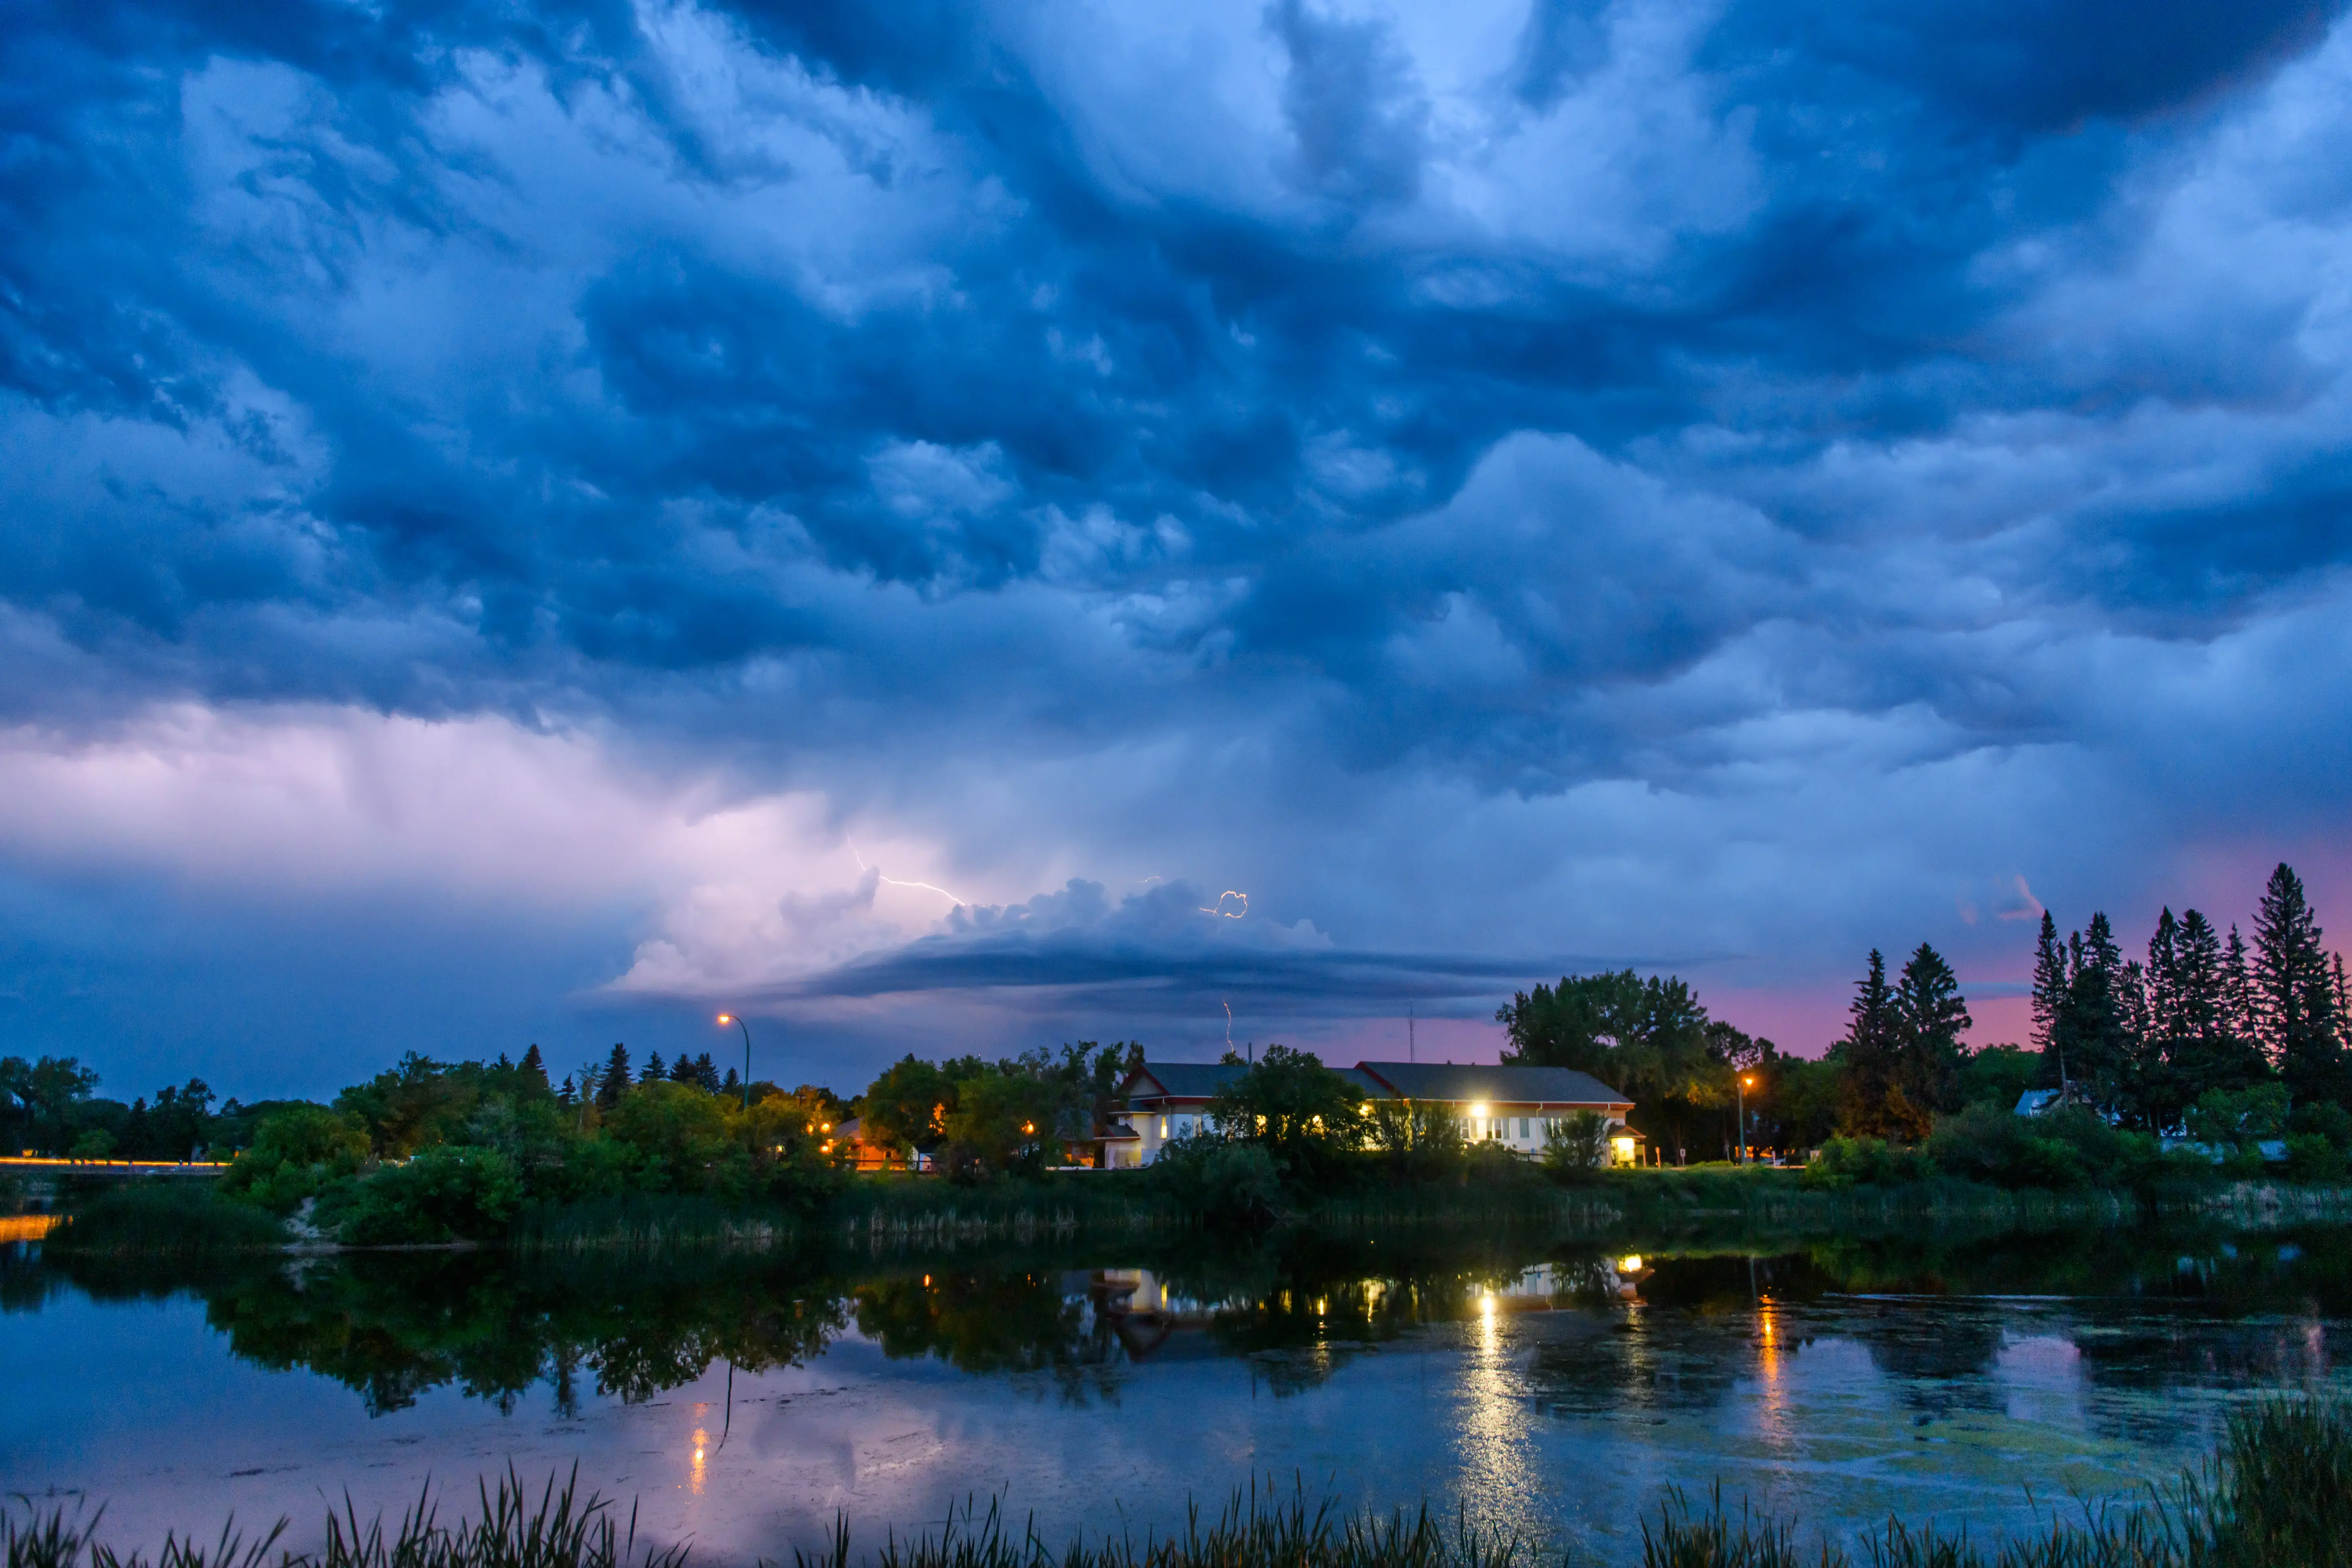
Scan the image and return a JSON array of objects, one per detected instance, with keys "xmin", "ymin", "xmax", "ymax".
[
  {"xmin": 36, "ymin": 1247, "xmax": 848, "ymax": 1416},
  {"xmin": 22, "ymin": 1216, "xmax": 2352, "ymax": 1421},
  {"xmin": 853, "ymin": 1270, "xmax": 1113, "ymax": 1375}
]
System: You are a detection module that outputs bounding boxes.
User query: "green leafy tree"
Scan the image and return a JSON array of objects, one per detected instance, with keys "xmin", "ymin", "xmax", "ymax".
[
  {"xmin": 0, "ymin": 1055, "xmax": 101, "ymax": 1154},
  {"xmin": 859, "ymin": 1055, "xmax": 956, "ymax": 1161},
  {"xmin": 1205, "ymin": 1044, "xmax": 1365, "ymax": 1184},
  {"xmin": 605, "ymin": 1080, "xmax": 738, "ymax": 1191},
  {"xmin": 1497, "ymin": 970, "xmax": 1718, "ymax": 1160}
]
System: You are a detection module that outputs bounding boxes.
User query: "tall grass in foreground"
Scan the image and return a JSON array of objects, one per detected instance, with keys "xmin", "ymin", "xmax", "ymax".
[
  {"xmin": 790, "ymin": 1487, "xmax": 1526, "ymax": 1568},
  {"xmin": 2, "ymin": 1470, "xmax": 680, "ymax": 1568},
  {"xmin": 9, "ymin": 1399, "xmax": 2347, "ymax": 1568},
  {"xmin": 1644, "ymin": 1393, "xmax": 2352, "ymax": 1568}
]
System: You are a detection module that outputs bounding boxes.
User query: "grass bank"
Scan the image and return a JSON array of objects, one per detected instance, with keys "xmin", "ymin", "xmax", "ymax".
[
  {"xmin": 44, "ymin": 1162, "xmax": 2352, "ymax": 1259},
  {"xmin": 12, "ymin": 1395, "xmax": 2349, "ymax": 1568}
]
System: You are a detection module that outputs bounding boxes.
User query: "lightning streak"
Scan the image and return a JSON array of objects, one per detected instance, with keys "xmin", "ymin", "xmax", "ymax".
[
  {"xmin": 1200, "ymin": 890, "xmax": 1248, "ymax": 918},
  {"xmin": 848, "ymin": 841, "xmax": 966, "ymax": 905}
]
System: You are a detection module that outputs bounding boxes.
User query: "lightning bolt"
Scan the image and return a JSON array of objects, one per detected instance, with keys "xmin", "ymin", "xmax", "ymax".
[
  {"xmin": 1224, "ymin": 1000, "xmax": 1234, "ymax": 1053},
  {"xmin": 848, "ymin": 841, "xmax": 965, "ymax": 905},
  {"xmin": 1200, "ymin": 890, "xmax": 1248, "ymax": 918}
]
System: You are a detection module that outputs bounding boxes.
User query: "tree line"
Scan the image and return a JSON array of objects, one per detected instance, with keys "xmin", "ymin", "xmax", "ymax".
[{"xmin": 1497, "ymin": 860, "xmax": 2350, "ymax": 1162}]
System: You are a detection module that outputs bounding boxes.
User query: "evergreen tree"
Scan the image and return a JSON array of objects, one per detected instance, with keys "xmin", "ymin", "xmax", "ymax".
[
  {"xmin": 2030, "ymin": 910, "xmax": 2072, "ymax": 1092},
  {"xmin": 641, "ymin": 1051, "xmax": 667, "ymax": 1085},
  {"xmin": 2147, "ymin": 909, "xmax": 2184, "ymax": 1039},
  {"xmin": 670, "ymin": 1053, "xmax": 698, "ymax": 1083},
  {"xmin": 2065, "ymin": 913, "xmax": 2138, "ymax": 1115},
  {"xmin": 519, "ymin": 1043, "xmax": 549, "ymax": 1092},
  {"xmin": 691, "ymin": 1052, "xmax": 722, "ymax": 1093},
  {"xmin": 1891, "ymin": 942, "xmax": 1969, "ymax": 1119},
  {"xmin": 2223, "ymin": 924, "xmax": 2258, "ymax": 1043},
  {"xmin": 2253, "ymin": 862, "xmax": 2343, "ymax": 1106},
  {"xmin": 2146, "ymin": 908, "xmax": 2265, "ymax": 1132},
  {"xmin": 595, "ymin": 1044, "xmax": 631, "ymax": 1112},
  {"xmin": 555, "ymin": 1073, "xmax": 576, "ymax": 1107},
  {"xmin": 2176, "ymin": 911, "xmax": 2225, "ymax": 1036},
  {"xmin": 1839, "ymin": 950, "xmax": 1914, "ymax": 1139}
]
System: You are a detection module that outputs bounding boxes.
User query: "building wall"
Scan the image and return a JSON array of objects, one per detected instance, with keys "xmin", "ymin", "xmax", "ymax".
[{"xmin": 1109, "ymin": 1102, "xmax": 1626, "ymax": 1165}]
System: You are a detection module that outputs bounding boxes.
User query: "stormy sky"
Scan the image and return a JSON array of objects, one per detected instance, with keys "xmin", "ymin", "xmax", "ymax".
[{"xmin": 4, "ymin": 0, "xmax": 2351, "ymax": 1100}]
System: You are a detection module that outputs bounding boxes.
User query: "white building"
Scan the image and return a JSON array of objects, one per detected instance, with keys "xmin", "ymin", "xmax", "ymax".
[{"xmin": 1100, "ymin": 1059, "xmax": 1637, "ymax": 1168}]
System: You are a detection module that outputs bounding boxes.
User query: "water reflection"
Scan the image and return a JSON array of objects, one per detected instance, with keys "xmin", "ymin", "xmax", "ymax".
[{"xmin": 8, "ymin": 1218, "xmax": 2350, "ymax": 1421}]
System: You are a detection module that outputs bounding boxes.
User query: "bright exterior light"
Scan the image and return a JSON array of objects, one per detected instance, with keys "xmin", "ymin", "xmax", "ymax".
[
  {"xmin": 1743, "ymin": 1075, "xmax": 1755, "ymax": 1086},
  {"xmin": 1468, "ymin": 1102, "xmax": 1489, "ymax": 1119},
  {"xmin": 1618, "ymin": 1255, "xmax": 1644, "ymax": 1272},
  {"xmin": 717, "ymin": 1013, "xmax": 732, "ymax": 1024},
  {"xmin": 1021, "ymin": 1121, "xmax": 1036, "ymax": 1135}
]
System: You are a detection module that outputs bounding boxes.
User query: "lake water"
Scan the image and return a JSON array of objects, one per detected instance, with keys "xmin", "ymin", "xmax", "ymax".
[{"xmin": 5, "ymin": 1218, "xmax": 2349, "ymax": 1564}]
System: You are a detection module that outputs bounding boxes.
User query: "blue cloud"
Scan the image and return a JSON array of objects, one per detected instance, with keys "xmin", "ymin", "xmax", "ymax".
[{"xmin": 4, "ymin": 0, "xmax": 2352, "ymax": 1086}]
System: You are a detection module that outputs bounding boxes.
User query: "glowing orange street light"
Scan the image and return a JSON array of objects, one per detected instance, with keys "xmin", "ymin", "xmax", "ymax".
[
  {"xmin": 1736, "ymin": 1074, "xmax": 1756, "ymax": 1165},
  {"xmin": 718, "ymin": 1013, "xmax": 752, "ymax": 1109}
]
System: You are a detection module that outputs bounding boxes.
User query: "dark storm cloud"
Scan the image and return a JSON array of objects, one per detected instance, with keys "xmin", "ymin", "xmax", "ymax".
[
  {"xmin": 4, "ymin": 0, "xmax": 2352, "ymax": 1078},
  {"xmin": 768, "ymin": 878, "xmax": 1644, "ymax": 1017}
]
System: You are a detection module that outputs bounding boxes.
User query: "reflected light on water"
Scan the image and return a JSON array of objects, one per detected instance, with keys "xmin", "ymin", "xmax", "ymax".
[
  {"xmin": 1453, "ymin": 1275, "xmax": 1539, "ymax": 1542},
  {"xmin": 690, "ymin": 1427, "xmax": 708, "ymax": 1495}
]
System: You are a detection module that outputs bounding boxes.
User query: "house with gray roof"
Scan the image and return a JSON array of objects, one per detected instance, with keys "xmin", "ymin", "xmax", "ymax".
[{"xmin": 1101, "ymin": 1056, "xmax": 1635, "ymax": 1167}]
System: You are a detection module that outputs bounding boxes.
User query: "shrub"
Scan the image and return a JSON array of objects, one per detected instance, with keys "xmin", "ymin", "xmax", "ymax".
[
  {"xmin": 222, "ymin": 1105, "xmax": 371, "ymax": 1212},
  {"xmin": 1150, "ymin": 1139, "xmax": 1282, "ymax": 1228},
  {"xmin": 1799, "ymin": 1135, "xmax": 1930, "ymax": 1189},
  {"xmin": 1541, "ymin": 1111, "xmax": 1612, "ymax": 1182},
  {"xmin": 2188, "ymin": 1083, "xmax": 2290, "ymax": 1147},
  {"xmin": 2288, "ymin": 1100, "xmax": 2352, "ymax": 1154},
  {"xmin": 1925, "ymin": 1104, "xmax": 2163, "ymax": 1190},
  {"xmin": 2284, "ymin": 1133, "xmax": 2346, "ymax": 1183},
  {"xmin": 324, "ymin": 1145, "xmax": 524, "ymax": 1245}
]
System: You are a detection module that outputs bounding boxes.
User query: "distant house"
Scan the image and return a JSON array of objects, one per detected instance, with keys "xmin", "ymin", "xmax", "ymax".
[
  {"xmin": 1100, "ymin": 1058, "xmax": 1636, "ymax": 1168},
  {"xmin": 2014, "ymin": 1089, "xmax": 2064, "ymax": 1118}
]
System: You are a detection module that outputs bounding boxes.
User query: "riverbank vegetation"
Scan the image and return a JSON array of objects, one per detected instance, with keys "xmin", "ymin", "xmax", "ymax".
[
  {"xmin": 23, "ymin": 859, "xmax": 2352, "ymax": 1252},
  {"xmin": 7, "ymin": 1392, "xmax": 2347, "ymax": 1568}
]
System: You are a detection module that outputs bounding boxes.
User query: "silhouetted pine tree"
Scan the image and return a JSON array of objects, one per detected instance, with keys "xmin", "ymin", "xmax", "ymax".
[
  {"xmin": 2254, "ymin": 862, "xmax": 2344, "ymax": 1105},
  {"xmin": 669, "ymin": 1053, "xmax": 698, "ymax": 1083},
  {"xmin": 1838, "ymin": 950, "xmax": 1910, "ymax": 1139},
  {"xmin": 519, "ymin": 1043, "xmax": 550, "ymax": 1092},
  {"xmin": 2066, "ymin": 913, "xmax": 2139, "ymax": 1115},
  {"xmin": 2224, "ymin": 924, "xmax": 2258, "ymax": 1043},
  {"xmin": 1892, "ymin": 942, "xmax": 1969, "ymax": 1122},
  {"xmin": 640, "ymin": 1051, "xmax": 667, "ymax": 1085},
  {"xmin": 2148, "ymin": 909, "xmax": 2266, "ymax": 1131},
  {"xmin": 2030, "ymin": 910, "xmax": 2071, "ymax": 1093}
]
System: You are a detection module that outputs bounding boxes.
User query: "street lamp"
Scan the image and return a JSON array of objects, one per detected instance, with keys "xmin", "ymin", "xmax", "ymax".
[
  {"xmin": 717, "ymin": 1013, "xmax": 752, "ymax": 1109},
  {"xmin": 1737, "ymin": 1074, "xmax": 1755, "ymax": 1165}
]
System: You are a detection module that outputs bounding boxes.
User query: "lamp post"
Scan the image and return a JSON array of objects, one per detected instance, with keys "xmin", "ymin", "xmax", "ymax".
[
  {"xmin": 718, "ymin": 1013, "xmax": 752, "ymax": 1109},
  {"xmin": 1737, "ymin": 1075, "xmax": 1754, "ymax": 1165}
]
